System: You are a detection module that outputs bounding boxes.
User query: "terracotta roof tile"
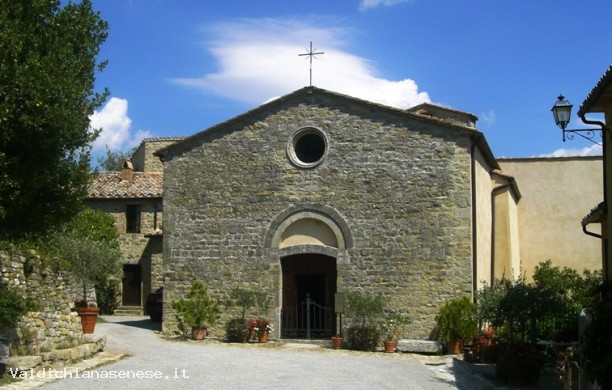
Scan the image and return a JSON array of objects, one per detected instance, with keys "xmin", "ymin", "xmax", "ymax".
[{"xmin": 88, "ymin": 172, "xmax": 163, "ymax": 199}]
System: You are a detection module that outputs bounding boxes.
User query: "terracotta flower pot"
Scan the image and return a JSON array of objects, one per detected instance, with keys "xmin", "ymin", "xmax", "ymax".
[
  {"xmin": 446, "ymin": 339, "xmax": 464, "ymax": 354},
  {"xmin": 258, "ymin": 332, "xmax": 268, "ymax": 343},
  {"xmin": 331, "ymin": 336, "xmax": 343, "ymax": 349},
  {"xmin": 383, "ymin": 340, "xmax": 397, "ymax": 353},
  {"xmin": 75, "ymin": 306, "xmax": 100, "ymax": 334},
  {"xmin": 191, "ymin": 327, "xmax": 207, "ymax": 340}
]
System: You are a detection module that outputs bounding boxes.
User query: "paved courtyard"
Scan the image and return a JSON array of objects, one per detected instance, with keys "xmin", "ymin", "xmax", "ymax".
[{"xmin": 20, "ymin": 316, "xmax": 523, "ymax": 390}]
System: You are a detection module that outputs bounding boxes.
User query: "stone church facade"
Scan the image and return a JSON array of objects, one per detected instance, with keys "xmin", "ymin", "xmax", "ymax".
[
  {"xmin": 155, "ymin": 87, "xmax": 516, "ymax": 339},
  {"xmin": 86, "ymin": 87, "xmax": 603, "ymax": 340}
]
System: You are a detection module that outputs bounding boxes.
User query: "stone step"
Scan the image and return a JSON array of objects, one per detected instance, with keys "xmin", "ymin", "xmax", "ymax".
[{"xmin": 113, "ymin": 306, "xmax": 143, "ymax": 316}]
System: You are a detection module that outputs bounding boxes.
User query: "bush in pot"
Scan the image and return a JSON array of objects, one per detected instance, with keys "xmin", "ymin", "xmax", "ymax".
[
  {"xmin": 172, "ymin": 281, "xmax": 220, "ymax": 340},
  {"xmin": 53, "ymin": 209, "xmax": 122, "ymax": 333},
  {"xmin": 436, "ymin": 297, "xmax": 477, "ymax": 354}
]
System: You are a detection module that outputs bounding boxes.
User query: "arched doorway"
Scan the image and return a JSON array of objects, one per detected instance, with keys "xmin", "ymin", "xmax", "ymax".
[{"xmin": 281, "ymin": 254, "xmax": 337, "ymax": 339}]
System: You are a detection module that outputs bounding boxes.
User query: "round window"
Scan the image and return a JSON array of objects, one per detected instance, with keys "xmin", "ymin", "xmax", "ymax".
[{"xmin": 287, "ymin": 127, "xmax": 328, "ymax": 168}]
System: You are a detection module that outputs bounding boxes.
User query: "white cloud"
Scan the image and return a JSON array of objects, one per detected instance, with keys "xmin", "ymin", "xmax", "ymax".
[
  {"xmin": 89, "ymin": 97, "xmax": 151, "ymax": 152},
  {"xmin": 359, "ymin": 0, "xmax": 412, "ymax": 11},
  {"xmin": 171, "ymin": 18, "xmax": 430, "ymax": 110},
  {"xmin": 479, "ymin": 109, "xmax": 496, "ymax": 127},
  {"xmin": 537, "ymin": 144, "xmax": 602, "ymax": 157}
]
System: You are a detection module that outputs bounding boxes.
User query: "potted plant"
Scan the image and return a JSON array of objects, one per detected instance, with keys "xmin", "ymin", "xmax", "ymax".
[
  {"xmin": 252, "ymin": 318, "xmax": 273, "ymax": 343},
  {"xmin": 54, "ymin": 209, "xmax": 122, "ymax": 334},
  {"xmin": 172, "ymin": 281, "xmax": 220, "ymax": 340},
  {"xmin": 345, "ymin": 291, "xmax": 384, "ymax": 351},
  {"xmin": 381, "ymin": 312, "xmax": 411, "ymax": 353},
  {"xmin": 436, "ymin": 297, "xmax": 478, "ymax": 354},
  {"xmin": 0, "ymin": 286, "xmax": 28, "ymax": 378},
  {"xmin": 224, "ymin": 287, "xmax": 257, "ymax": 342}
]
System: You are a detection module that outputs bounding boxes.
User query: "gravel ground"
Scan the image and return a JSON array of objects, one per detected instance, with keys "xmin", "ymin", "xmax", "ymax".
[{"xmin": 35, "ymin": 316, "xmax": 504, "ymax": 390}]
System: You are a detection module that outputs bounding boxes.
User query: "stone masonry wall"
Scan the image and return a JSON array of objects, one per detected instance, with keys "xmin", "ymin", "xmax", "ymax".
[
  {"xmin": 0, "ymin": 249, "xmax": 84, "ymax": 353},
  {"xmin": 162, "ymin": 92, "xmax": 475, "ymax": 339},
  {"xmin": 85, "ymin": 199, "xmax": 164, "ymax": 306}
]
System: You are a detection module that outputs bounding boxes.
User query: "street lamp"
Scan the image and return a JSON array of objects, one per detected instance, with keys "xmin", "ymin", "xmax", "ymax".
[{"xmin": 552, "ymin": 95, "xmax": 603, "ymax": 143}]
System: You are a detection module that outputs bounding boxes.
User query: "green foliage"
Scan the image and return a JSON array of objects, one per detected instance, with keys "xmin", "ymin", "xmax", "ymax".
[
  {"xmin": 54, "ymin": 208, "xmax": 122, "ymax": 303},
  {"xmin": 225, "ymin": 317, "xmax": 249, "ymax": 342},
  {"xmin": 0, "ymin": 0, "xmax": 109, "ymax": 238},
  {"xmin": 477, "ymin": 262, "xmax": 602, "ymax": 345},
  {"xmin": 227, "ymin": 287, "xmax": 257, "ymax": 320},
  {"xmin": 381, "ymin": 312, "xmax": 412, "ymax": 341},
  {"xmin": 172, "ymin": 281, "xmax": 220, "ymax": 331},
  {"xmin": 95, "ymin": 146, "xmax": 136, "ymax": 172},
  {"xmin": 436, "ymin": 297, "xmax": 478, "ymax": 341},
  {"xmin": 345, "ymin": 291, "xmax": 385, "ymax": 327},
  {"xmin": 62, "ymin": 208, "xmax": 120, "ymax": 243},
  {"xmin": 0, "ymin": 287, "xmax": 28, "ymax": 329},
  {"xmin": 94, "ymin": 277, "xmax": 120, "ymax": 315},
  {"xmin": 346, "ymin": 324, "xmax": 381, "ymax": 351},
  {"xmin": 582, "ymin": 282, "xmax": 612, "ymax": 387}
]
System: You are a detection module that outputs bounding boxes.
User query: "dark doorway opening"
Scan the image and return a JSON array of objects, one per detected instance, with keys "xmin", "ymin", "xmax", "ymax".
[
  {"xmin": 122, "ymin": 264, "xmax": 142, "ymax": 306},
  {"xmin": 281, "ymin": 254, "xmax": 336, "ymax": 339}
]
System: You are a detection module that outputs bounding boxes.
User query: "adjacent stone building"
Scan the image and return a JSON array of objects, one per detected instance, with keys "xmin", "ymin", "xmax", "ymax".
[
  {"xmin": 154, "ymin": 87, "xmax": 519, "ymax": 339},
  {"xmin": 86, "ymin": 138, "xmax": 181, "ymax": 314}
]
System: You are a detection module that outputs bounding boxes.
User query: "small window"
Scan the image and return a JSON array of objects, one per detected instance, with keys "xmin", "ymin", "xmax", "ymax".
[
  {"xmin": 126, "ymin": 205, "xmax": 141, "ymax": 233},
  {"xmin": 287, "ymin": 127, "xmax": 328, "ymax": 168}
]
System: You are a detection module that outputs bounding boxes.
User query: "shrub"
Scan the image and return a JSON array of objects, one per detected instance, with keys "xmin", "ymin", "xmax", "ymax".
[
  {"xmin": 346, "ymin": 324, "xmax": 381, "ymax": 351},
  {"xmin": 172, "ymin": 281, "xmax": 220, "ymax": 333},
  {"xmin": 225, "ymin": 317, "xmax": 249, "ymax": 342},
  {"xmin": 581, "ymin": 282, "xmax": 612, "ymax": 387},
  {"xmin": 436, "ymin": 297, "xmax": 478, "ymax": 341},
  {"xmin": 94, "ymin": 277, "xmax": 120, "ymax": 315},
  {"xmin": 0, "ymin": 287, "xmax": 28, "ymax": 329}
]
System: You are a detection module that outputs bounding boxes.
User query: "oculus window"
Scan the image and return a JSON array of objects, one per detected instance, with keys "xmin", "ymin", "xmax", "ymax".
[{"xmin": 287, "ymin": 127, "xmax": 328, "ymax": 168}]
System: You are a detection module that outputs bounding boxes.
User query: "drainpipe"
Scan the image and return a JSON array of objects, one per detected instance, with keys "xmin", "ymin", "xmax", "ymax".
[
  {"xmin": 583, "ymin": 225, "xmax": 602, "ymax": 239},
  {"xmin": 579, "ymin": 114, "xmax": 608, "ymax": 276}
]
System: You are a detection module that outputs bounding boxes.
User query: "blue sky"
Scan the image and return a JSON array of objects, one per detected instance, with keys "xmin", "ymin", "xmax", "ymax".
[{"xmin": 88, "ymin": 0, "xmax": 612, "ymax": 160}]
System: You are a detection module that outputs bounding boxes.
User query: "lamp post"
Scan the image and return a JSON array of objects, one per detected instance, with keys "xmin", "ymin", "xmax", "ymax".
[{"xmin": 551, "ymin": 95, "xmax": 603, "ymax": 143}]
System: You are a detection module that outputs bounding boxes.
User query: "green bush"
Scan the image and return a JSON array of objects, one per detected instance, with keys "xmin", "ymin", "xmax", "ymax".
[
  {"xmin": 94, "ymin": 277, "xmax": 120, "ymax": 315},
  {"xmin": 436, "ymin": 297, "xmax": 478, "ymax": 341},
  {"xmin": 346, "ymin": 324, "xmax": 381, "ymax": 351},
  {"xmin": 0, "ymin": 287, "xmax": 28, "ymax": 329},
  {"xmin": 225, "ymin": 317, "xmax": 249, "ymax": 342},
  {"xmin": 172, "ymin": 281, "xmax": 220, "ymax": 333},
  {"xmin": 582, "ymin": 282, "xmax": 612, "ymax": 387}
]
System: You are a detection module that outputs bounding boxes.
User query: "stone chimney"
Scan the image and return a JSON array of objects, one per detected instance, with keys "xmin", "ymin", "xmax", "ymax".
[{"xmin": 121, "ymin": 159, "xmax": 134, "ymax": 181}]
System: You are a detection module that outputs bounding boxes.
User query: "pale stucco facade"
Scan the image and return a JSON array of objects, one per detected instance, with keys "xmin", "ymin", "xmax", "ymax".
[{"xmin": 499, "ymin": 157, "xmax": 603, "ymax": 279}]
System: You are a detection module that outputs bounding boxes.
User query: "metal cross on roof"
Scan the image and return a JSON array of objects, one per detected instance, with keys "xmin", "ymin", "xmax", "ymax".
[{"xmin": 298, "ymin": 41, "xmax": 324, "ymax": 87}]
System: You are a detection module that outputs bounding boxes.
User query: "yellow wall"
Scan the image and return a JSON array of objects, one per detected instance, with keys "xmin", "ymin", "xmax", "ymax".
[
  {"xmin": 499, "ymin": 157, "xmax": 603, "ymax": 279},
  {"xmin": 473, "ymin": 148, "xmax": 493, "ymax": 288}
]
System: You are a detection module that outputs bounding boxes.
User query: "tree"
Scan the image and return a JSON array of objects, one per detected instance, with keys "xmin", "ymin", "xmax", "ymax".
[
  {"xmin": 95, "ymin": 145, "xmax": 137, "ymax": 172},
  {"xmin": 54, "ymin": 208, "xmax": 122, "ymax": 306},
  {"xmin": 0, "ymin": 0, "xmax": 109, "ymax": 238}
]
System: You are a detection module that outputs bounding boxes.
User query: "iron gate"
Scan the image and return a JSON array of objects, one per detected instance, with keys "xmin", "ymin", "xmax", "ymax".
[{"xmin": 281, "ymin": 294, "xmax": 334, "ymax": 339}]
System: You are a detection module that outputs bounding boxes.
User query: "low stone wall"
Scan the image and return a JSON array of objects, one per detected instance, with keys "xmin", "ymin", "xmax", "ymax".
[
  {"xmin": 0, "ymin": 249, "xmax": 93, "ymax": 314},
  {"xmin": 0, "ymin": 248, "xmax": 94, "ymax": 356},
  {"xmin": 12, "ymin": 312, "xmax": 83, "ymax": 355}
]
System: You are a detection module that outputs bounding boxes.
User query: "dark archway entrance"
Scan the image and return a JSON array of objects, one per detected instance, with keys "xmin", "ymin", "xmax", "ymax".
[{"xmin": 281, "ymin": 254, "xmax": 337, "ymax": 339}]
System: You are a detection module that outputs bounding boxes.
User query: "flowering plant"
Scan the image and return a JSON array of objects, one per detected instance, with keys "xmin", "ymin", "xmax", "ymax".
[
  {"xmin": 556, "ymin": 346, "xmax": 576, "ymax": 383},
  {"xmin": 251, "ymin": 318, "xmax": 273, "ymax": 335},
  {"xmin": 470, "ymin": 328, "xmax": 496, "ymax": 355},
  {"xmin": 380, "ymin": 312, "xmax": 411, "ymax": 341}
]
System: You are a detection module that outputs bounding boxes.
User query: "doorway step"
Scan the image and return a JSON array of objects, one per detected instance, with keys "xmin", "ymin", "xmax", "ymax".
[{"xmin": 113, "ymin": 306, "xmax": 144, "ymax": 316}]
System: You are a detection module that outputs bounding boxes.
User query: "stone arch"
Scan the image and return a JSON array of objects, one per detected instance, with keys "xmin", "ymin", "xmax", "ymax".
[{"xmin": 264, "ymin": 203, "xmax": 353, "ymax": 250}]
